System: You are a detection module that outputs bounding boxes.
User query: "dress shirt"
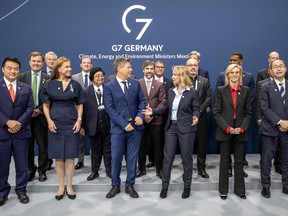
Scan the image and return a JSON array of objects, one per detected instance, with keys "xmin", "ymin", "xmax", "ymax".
[
  {"xmin": 171, "ymin": 87, "xmax": 190, "ymax": 121},
  {"xmin": 4, "ymin": 77, "xmax": 17, "ymax": 93},
  {"xmin": 116, "ymin": 76, "xmax": 129, "ymax": 93},
  {"xmin": 93, "ymin": 84, "xmax": 103, "ymax": 105},
  {"xmin": 31, "ymin": 71, "xmax": 41, "ymax": 106},
  {"xmin": 155, "ymin": 76, "xmax": 163, "ymax": 83}
]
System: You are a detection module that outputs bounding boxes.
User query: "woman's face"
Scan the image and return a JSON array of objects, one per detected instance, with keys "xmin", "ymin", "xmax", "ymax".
[
  {"xmin": 172, "ymin": 72, "xmax": 180, "ymax": 86},
  {"xmin": 228, "ymin": 67, "xmax": 241, "ymax": 84},
  {"xmin": 58, "ymin": 61, "xmax": 72, "ymax": 79},
  {"xmin": 93, "ymin": 71, "xmax": 105, "ymax": 86}
]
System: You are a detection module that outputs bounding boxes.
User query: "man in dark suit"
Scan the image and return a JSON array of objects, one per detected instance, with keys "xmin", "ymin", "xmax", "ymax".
[
  {"xmin": 83, "ymin": 67, "xmax": 111, "ymax": 181},
  {"xmin": 0, "ymin": 57, "xmax": 34, "ymax": 206},
  {"xmin": 43, "ymin": 51, "xmax": 57, "ymax": 76},
  {"xmin": 215, "ymin": 52, "xmax": 255, "ymax": 176},
  {"xmin": 259, "ymin": 59, "xmax": 288, "ymax": 198},
  {"xmin": 18, "ymin": 52, "xmax": 50, "ymax": 182},
  {"xmin": 136, "ymin": 60, "xmax": 166, "ymax": 179},
  {"xmin": 107, "ymin": 74, "xmax": 136, "ymax": 82},
  {"xmin": 104, "ymin": 57, "xmax": 146, "ymax": 199},
  {"xmin": 186, "ymin": 58, "xmax": 212, "ymax": 178},
  {"xmin": 72, "ymin": 57, "xmax": 92, "ymax": 170},
  {"xmin": 189, "ymin": 51, "xmax": 210, "ymax": 80},
  {"xmin": 144, "ymin": 60, "xmax": 173, "ymax": 168}
]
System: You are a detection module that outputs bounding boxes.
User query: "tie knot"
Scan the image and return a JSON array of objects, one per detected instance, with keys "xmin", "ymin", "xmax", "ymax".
[
  {"xmin": 147, "ymin": 80, "xmax": 151, "ymax": 84},
  {"xmin": 122, "ymin": 81, "xmax": 127, "ymax": 84},
  {"xmin": 97, "ymin": 88, "xmax": 101, "ymax": 92},
  {"xmin": 85, "ymin": 74, "xmax": 88, "ymax": 77},
  {"xmin": 9, "ymin": 83, "xmax": 13, "ymax": 88}
]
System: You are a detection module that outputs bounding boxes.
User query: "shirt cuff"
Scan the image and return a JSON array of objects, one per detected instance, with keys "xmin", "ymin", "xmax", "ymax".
[{"xmin": 225, "ymin": 126, "xmax": 231, "ymax": 134}]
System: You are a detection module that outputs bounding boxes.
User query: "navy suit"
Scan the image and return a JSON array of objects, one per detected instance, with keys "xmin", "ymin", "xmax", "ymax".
[
  {"xmin": 104, "ymin": 77, "xmax": 146, "ymax": 187},
  {"xmin": 198, "ymin": 67, "xmax": 210, "ymax": 80},
  {"xmin": 0, "ymin": 80, "xmax": 34, "ymax": 197},
  {"xmin": 259, "ymin": 79, "xmax": 288, "ymax": 189}
]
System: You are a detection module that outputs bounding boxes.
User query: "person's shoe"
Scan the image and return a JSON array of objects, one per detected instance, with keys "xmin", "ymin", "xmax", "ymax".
[
  {"xmin": 160, "ymin": 188, "xmax": 168, "ymax": 199},
  {"xmin": 261, "ymin": 187, "xmax": 270, "ymax": 198},
  {"xmin": 136, "ymin": 169, "xmax": 146, "ymax": 178},
  {"xmin": 39, "ymin": 172, "xmax": 47, "ymax": 182},
  {"xmin": 125, "ymin": 185, "xmax": 139, "ymax": 198},
  {"xmin": 28, "ymin": 169, "xmax": 36, "ymax": 182},
  {"xmin": 0, "ymin": 196, "xmax": 8, "ymax": 206},
  {"xmin": 18, "ymin": 194, "xmax": 29, "ymax": 204},
  {"xmin": 244, "ymin": 172, "xmax": 248, "ymax": 178},
  {"xmin": 238, "ymin": 194, "xmax": 247, "ymax": 199},
  {"xmin": 66, "ymin": 191, "xmax": 76, "ymax": 200},
  {"xmin": 106, "ymin": 172, "xmax": 112, "ymax": 179},
  {"xmin": 156, "ymin": 170, "xmax": 162, "ymax": 179},
  {"xmin": 106, "ymin": 186, "xmax": 120, "ymax": 199},
  {"xmin": 48, "ymin": 159, "xmax": 53, "ymax": 170},
  {"xmin": 182, "ymin": 187, "xmax": 190, "ymax": 199},
  {"xmin": 145, "ymin": 162, "xmax": 155, "ymax": 168},
  {"xmin": 87, "ymin": 172, "xmax": 99, "ymax": 181},
  {"xmin": 55, "ymin": 190, "xmax": 65, "ymax": 201},
  {"xmin": 228, "ymin": 168, "xmax": 232, "ymax": 177},
  {"xmin": 198, "ymin": 169, "xmax": 209, "ymax": 178},
  {"xmin": 243, "ymin": 159, "xmax": 249, "ymax": 166},
  {"xmin": 282, "ymin": 187, "xmax": 288, "ymax": 195},
  {"xmin": 220, "ymin": 194, "xmax": 227, "ymax": 200},
  {"xmin": 74, "ymin": 162, "xmax": 84, "ymax": 170},
  {"xmin": 275, "ymin": 167, "xmax": 282, "ymax": 175}
]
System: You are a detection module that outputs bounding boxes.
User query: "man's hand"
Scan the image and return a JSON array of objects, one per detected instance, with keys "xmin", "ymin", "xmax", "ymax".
[
  {"xmin": 125, "ymin": 123, "xmax": 134, "ymax": 132},
  {"xmin": 191, "ymin": 116, "xmax": 198, "ymax": 126},
  {"xmin": 135, "ymin": 116, "xmax": 143, "ymax": 125},
  {"xmin": 31, "ymin": 108, "xmax": 41, "ymax": 118}
]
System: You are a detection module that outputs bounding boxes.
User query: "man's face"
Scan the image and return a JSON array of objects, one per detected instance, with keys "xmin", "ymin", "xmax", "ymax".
[
  {"xmin": 93, "ymin": 71, "xmax": 105, "ymax": 87},
  {"xmin": 29, "ymin": 55, "xmax": 44, "ymax": 72},
  {"xmin": 80, "ymin": 58, "xmax": 92, "ymax": 73},
  {"xmin": 154, "ymin": 62, "xmax": 165, "ymax": 78},
  {"xmin": 2, "ymin": 60, "xmax": 20, "ymax": 83},
  {"xmin": 268, "ymin": 52, "xmax": 279, "ymax": 63},
  {"xmin": 118, "ymin": 62, "xmax": 132, "ymax": 80},
  {"xmin": 190, "ymin": 54, "xmax": 200, "ymax": 62},
  {"xmin": 271, "ymin": 60, "xmax": 286, "ymax": 80},
  {"xmin": 45, "ymin": 53, "xmax": 57, "ymax": 69},
  {"xmin": 229, "ymin": 55, "xmax": 242, "ymax": 65},
  {"xmin": 143, "ymin": 64, "xmax": 154, "ymax": 79},
  {"xmin": 186, "ymin": 59, "xmax": 199, "ymax": 77}
]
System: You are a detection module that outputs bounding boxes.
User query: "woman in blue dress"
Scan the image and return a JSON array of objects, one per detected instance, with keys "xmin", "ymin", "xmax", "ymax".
[{"xmin": 42, "ymin": 57, "xmax": 85, "ymax": 200}]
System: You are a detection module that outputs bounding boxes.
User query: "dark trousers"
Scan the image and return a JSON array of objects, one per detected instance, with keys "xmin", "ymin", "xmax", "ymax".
[
  {"xmin": 138, "ymin": 124, "xmax": 163, "ymax": 171},
  {"xmin": 77, "ymin": 135, "xmax": 85, "ymax": 163},
  {"xmin": 162, "ymin": 123, "xmax": 196, "ymax": 189},
  {"xmin": 111, "ymin": 130, "xmax": 141, "ymax": 187},
  {"xmin": 89, "ymin": 125, "xmax": 111, "ymax": 175},
  {"xmin": 219, "ymin": 137, "xmax": 245, "ymax": 195},
  {"xmin": 261, "ymin": 134, "xmax": 288, "ymax": 188},
  {"xmin": 28, "ymin": 116, "xmax": 48, "ymax": 173},
  {"xmin": 195, "ymin": 113, "xmax": 208, "ymax": 169},
  {"xmin": 0, "ymin": 137, "xmax": 29, "ymax": 196}
]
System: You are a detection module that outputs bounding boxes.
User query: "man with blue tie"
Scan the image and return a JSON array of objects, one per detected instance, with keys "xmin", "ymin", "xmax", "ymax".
[
  {"xmin": 72, "ymin": 57, "xmax": 93, "ymax": 170},
  {"xmin": 104, "ymin": 57, "xmax": 146, "ymax": 198},
  {"xmin": 0, "ymin": 57, "xmax": 34, "ymax": 206},
  {"xmin": 259, "ymin": 59, "xmax": 288, "ymax": 198}
]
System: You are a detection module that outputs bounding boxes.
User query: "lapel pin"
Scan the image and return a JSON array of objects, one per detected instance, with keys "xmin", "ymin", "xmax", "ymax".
[
  {"xmin": 238, "ymin": 92, "xmax": 240, "ymax": 95},
  {"xmin": 3, "ymin": 84, "xmax": 5, "ymax": 87},
  {"xmin": 58, "ymin": 87, "xmax": 60, "ymax": 90},
  {"xmin": 275, "ymin": 89, "xmax": 278, "ymax": 92}
]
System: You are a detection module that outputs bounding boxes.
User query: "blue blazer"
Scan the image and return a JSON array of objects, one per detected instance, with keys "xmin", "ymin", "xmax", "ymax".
[
  {"xmin": 0, "ymin": 79, "xmax": 34, "ymax": 140},
  {"xmin": 104, "ymin": 77, "xmax": 146, "ymax": 133},
  {"xmin": 259, "ymin": 79, "xmax": 288, "ymax": 137}
]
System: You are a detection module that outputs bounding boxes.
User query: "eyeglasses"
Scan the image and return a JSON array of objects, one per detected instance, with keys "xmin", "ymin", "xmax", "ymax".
[
  {"xmin": 272, "ymin": 65, "xmax": 285, "ymax": 70},
  {"xmin": 186, "ymin": 64, "xmax": 198, "ymax": 67}
]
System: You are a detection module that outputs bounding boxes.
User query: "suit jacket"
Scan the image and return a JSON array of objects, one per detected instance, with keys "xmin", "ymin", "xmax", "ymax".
[
  {"xmin": 83, "ymin": 84, "xmax": 110, "ymax": 136},
  {"xmin": 191, "ymin": 76, "xmax": 212, "ymax": 113},
  {"xmin": 0, "ymin": 79, "xmax": 34, "ymax": 140},
  {"xmin": 107, "ymin": 74, "xmax": 136, "ymax": 82},
  {"xmin": 72, "ymin": 72, "xmax": 91, "ymax": 89},
  {"xmin": 259, "ymin": 79, "xmax": 288, "ymax": 137},
  {"xmin": 255, "ymin": 77, "xmax": 271, "ymax": 120},
  {"xmin": 139, "ymin": 78, "xmax": 166, "ymax": 125},
  {"xmin": 162, "ymin": 77, "xmax": 173, "ymax": 95},
  {"xmin": 104, "ymin": 77, "xmax": 146, "ymax": 133},
  {"xmin": 215, "ymin": 70, "xmax": 255, "ymax": 104},
  {"xmin": 153, "ymin": 87, "xmax": 200, "ymax": 133},
  {"xmin": 198, "ymin": 67, "xmax": 210, "ymax": 80},
  {"xmin": 214, "ymin": 85, "xmax": 251, "ymax": 141},
  {"xmin": 257, "ymin": 68, "xmax": 288, "ymax": 83}
]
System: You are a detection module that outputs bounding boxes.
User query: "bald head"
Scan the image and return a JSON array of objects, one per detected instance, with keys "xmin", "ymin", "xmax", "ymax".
[
  {"xmin": 268, "ymin": 51, "xmax": 279, "ymax": 63},
  {"xmin": 186, "ymin": 58, "xmax": 199, "ymax": 78}
]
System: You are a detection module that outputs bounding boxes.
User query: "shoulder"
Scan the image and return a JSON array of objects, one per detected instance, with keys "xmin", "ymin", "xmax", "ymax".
[{"xmin": 72, "ymin": 73, "xmax": 81, "ymax": 79}]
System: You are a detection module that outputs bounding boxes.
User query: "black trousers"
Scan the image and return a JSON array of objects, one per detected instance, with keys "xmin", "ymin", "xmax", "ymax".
[
  {"xmin": 138, "ymin": 124, "xmax": 163, "ymax": 171},
  {"xmin": 162, "ymin": 123, "xmax": 196, "ymax": 189},
  {"xmin": 28, "ymin": 115, "xmax": 48, "ymax": 173},
  {"xmin": 195, "ymin": 113, "xmax": 208, "ymax": 169},
  {"xmin": 219, "ymin": 137, "xmax": 245, "ymax": 196},
  {"xmin": 89, "ymin": 124, "xmax": 111, "ymax": 174}
]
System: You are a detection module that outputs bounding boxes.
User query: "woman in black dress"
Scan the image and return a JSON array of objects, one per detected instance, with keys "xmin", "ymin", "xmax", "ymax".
[{"xmin": 42, "ymin": 57, "xmax": 85, "ymax": 200}]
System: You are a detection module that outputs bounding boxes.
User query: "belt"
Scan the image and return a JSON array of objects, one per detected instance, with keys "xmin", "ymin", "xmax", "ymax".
[{"xmin": 171, "ymin": 120, "xmax": 177, "ymax": 124}]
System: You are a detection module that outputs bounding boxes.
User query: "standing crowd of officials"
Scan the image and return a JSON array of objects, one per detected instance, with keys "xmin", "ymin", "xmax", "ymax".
[{"xmin": 1, "ymin": 50, "xmax": 288, "ymax": 206}]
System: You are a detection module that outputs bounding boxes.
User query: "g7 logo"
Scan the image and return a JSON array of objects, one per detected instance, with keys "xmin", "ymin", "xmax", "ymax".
[{"xmin": 122, "ymin": 5, "xmax": 153, "ymax": 40}]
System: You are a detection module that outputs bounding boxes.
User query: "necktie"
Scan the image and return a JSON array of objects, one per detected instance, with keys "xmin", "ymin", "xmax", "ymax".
[
  {"xmin": 32, "ymin": 73, "xmax": 37, "ymax": 106},
  {"xmin": 84, "ymin": 74, "xmax": 88, "ymax": 88},
  {"xmin": 157, "ymin": 78, "xmax": 162, "ymax": 83},
  {"xmin": 146, "ymin": 80, "xmax": 151, "ymax": 95},
  {"xmin": 121, "ymin": 81, "xmax": 129, "ymax": 99},
  {"xmin": 279, "ymin": 83, "xmax": 285, "ymax": 104},
  {"xmin": 9, "ymin": 83, "xmax": 15, "ymax": 102},
  {"xmin": 96, "ymin": 88, "xmax": 102, "ymax": 105}
]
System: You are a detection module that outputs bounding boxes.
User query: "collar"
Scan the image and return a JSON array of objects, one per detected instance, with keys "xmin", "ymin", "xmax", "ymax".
[
  {"xmin": 3, "ymin": 77, "xmax": 17, "ymax": 87},
  {"xmin": 229, "ymin": 84, "xmax": 241, "ymax": 92}
]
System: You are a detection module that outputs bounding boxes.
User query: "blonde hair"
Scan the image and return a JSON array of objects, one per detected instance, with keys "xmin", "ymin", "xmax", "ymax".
[
  {"xmin": 172, "ymin": 65, "xmax": 192, "ymax": 88},
  {"xmin": 224, "ymin": 64, "xmax": 243, "ymax": 85}
]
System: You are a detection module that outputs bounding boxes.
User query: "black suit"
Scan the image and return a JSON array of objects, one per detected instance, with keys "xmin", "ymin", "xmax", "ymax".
[
  {"xmin": 190, "ymin": 76, "xmax": 212, "ymax": 169},
  {"xmin": 214, "ymin": 85, "xmax": 251, "ymax": 196},
  {"xmin": 257, "ymin": 68, "xmax": 288, "ymax": 83},
  {"xmin": 259, "ymin": 79, "xmax": 288, "ymax": 189},
  {"xmin": 153, "ymin": 87, "xmax": 200, "ymax": 189},
  {"xmin": 83, "ymin": 84, "xmax": 111, "ymax": 175},
  {"xmin": 18, "ymin": 71, "xmax": 50, "ymax": 174}
]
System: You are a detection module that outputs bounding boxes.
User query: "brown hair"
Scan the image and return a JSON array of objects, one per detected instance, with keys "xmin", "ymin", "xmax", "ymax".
[{"xmin": 51, "ymin": 56, "xmax": 70, "ymax": 80}]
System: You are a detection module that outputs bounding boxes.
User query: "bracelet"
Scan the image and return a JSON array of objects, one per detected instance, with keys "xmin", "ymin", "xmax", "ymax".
[{"xmin": 77, "ymin": 118, "xmax": 82, "ymax": 122}]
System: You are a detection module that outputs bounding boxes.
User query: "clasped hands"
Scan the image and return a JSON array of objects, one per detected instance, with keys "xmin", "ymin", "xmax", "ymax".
[
  {"xmin": 6, "ymin": 120, "xmax": 21, "ymax": 134},
  {"xmin": 228, "ymin": 127, "xmax": 242, "ymax": 134},
  {"xmin": 279, "ymin": 120, "xmax": 288, "ymax": 132},
  {"xmin": 124, "ymin": 116, "xmax": 143, "ymax": 132}
]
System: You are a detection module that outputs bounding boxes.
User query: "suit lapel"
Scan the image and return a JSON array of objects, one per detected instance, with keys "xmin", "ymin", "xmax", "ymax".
[
  {"xmin": 236, "ymin": 87, "xmax": 242, "ymax": 107},
  {"xmin": 223, "ymin": 86, "xmax": 234, "ymax": 108},
  {"xmin": 15, "ymin": 81, "xmax": 23, "ymax": 102},
  {"xmin": 39, "ymin": 72, "xmax": 48, "ymax": 93},
  {"xmin": 1, "ymin": 80, "xmax": 13, "ymax": 102},
  {"xmin": 88, "ymin": 85, "xmax": 98, "ymax": 107},
  {"xmin": 140, "ymin": 79, "xmax": 148, "ymax": 98}
]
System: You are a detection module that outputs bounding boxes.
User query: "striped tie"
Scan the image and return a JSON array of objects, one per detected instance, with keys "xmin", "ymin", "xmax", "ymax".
[{"xmin": 279, "ymin": 83, "xmax": 285, "ymax": 104}]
